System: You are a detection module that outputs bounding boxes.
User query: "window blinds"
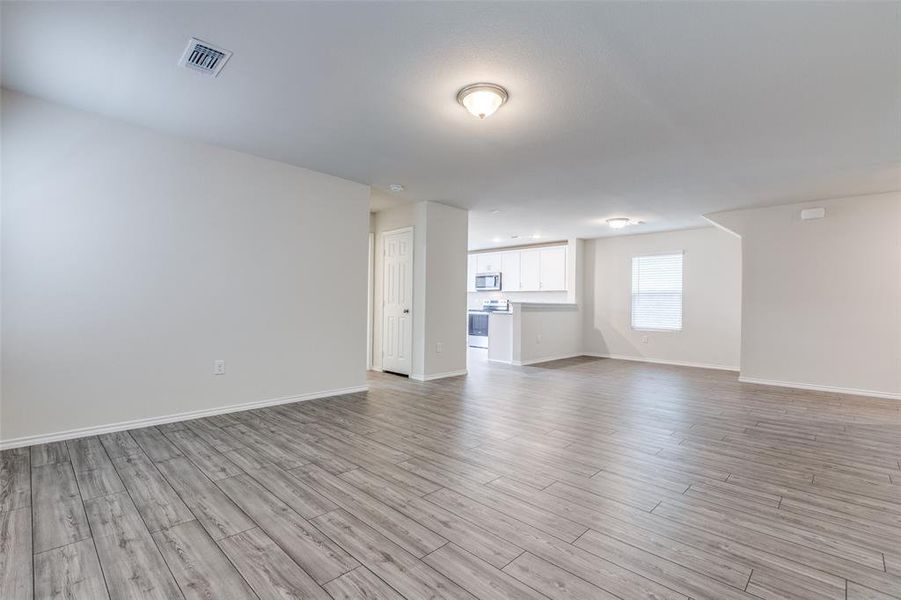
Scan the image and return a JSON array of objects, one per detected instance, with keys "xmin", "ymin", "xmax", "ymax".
[{"xmin": 631, "ymin": 253, "xmax": 683, "ymax": 331}]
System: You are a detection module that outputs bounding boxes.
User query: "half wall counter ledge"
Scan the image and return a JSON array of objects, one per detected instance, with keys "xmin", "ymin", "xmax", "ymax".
[{"xmin": 489, "ymin": 302, "xmax": 582, "ymax": 367}]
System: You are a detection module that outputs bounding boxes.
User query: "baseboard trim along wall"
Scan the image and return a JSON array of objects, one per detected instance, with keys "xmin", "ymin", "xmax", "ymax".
[
  {"xmin": 513, "ymin": 353, "xmax": 584, "ymax": 367},
  {"xmin": 410, "ymin": 369, "xmax": 469, "ymax": 382},
  {"xmin": 585, "ymin": 353, "xmax": 740, "ymax": 372},
  {"xmin": 738, "ymin": 377, "xmax": 901, "ymax": 400},
  {"xmin": 0, "ymin": 384, "xmax": 369, "ymax": 450}
]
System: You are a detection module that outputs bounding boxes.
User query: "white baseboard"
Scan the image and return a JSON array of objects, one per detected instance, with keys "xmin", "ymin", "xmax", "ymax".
[
  {"xmin": 738, "ymin": 377, "xmax": 900, "ymax": 400},
  {"xmin": 410, "ymin": 369, "xmax": 468, "ymax": 382},
  {"xmin": 0, "ymin": 384, "xmax": 369, "ymax": 451},
  {"xmin": 585, "ymin": 353, "xmax": 739, "ymax": 372},
  {"xmin": 513, "ymin": 352, "xmax": 584, "ymax": 367}
]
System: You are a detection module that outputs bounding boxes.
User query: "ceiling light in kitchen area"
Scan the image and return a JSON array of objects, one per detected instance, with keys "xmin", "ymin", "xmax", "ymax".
[
  {"xmin": 606, "ymin": 217, "xmax": 633, "ymax": 229},
  {"xmin": 387, "ymin": 184, "xmax": 405, "ymax": 192}
]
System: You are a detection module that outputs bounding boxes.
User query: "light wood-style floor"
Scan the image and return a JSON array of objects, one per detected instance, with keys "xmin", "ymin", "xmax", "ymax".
[{"xmin": 3, "ymin": 354, "xmax": 901, "ymax": 599}]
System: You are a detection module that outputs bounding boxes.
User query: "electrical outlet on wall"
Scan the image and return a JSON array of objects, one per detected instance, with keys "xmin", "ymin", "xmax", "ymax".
[
  {"xmin": 641, "ymin": 335, "xmax": 649, "ymax": 344},
  {"xmin": 436, "ymin": 342, "xmax": 443, "ymax": 354},
  {"xmin": 536, "ymin": 334, "xmax": 543, "ymax": 344},
  {"xmin": 213, "ymin": 360, "xmax": 226, "ymax": 375}
]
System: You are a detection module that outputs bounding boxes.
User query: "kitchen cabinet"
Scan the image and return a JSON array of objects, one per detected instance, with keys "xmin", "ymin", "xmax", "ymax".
[
  {"xmin": 519, "ymin": 249, "xmax": 541, "ymax": 291},
  {"xmin": 500, "ymin": 251, "xmax": 521, "ymax": 291},
  {"xmin": 468, "ymin": 244, "xmax": 567, "ymax": 293},
  {"xmin": 476, "ymin": 252, "xmax": 501, "ymax": 273},
  {"xmin": 516, "ymin": 245, "xmax": 567, "ymax": 291},
  {"xmin": 538, "ymin": 246, "xmax": 567, "ymax": 290},
  {"xmin": 467, "ymin": 255, "xmax": 477, "ymax": 292}
]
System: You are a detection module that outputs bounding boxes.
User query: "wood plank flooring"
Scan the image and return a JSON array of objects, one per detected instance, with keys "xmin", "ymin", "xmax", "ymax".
[{"xmin": 3, "ymin": 353, "xmax": 901, "ymax": 599}]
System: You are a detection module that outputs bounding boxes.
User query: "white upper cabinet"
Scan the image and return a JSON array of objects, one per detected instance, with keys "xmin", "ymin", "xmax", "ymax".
[
  {"xmin": 500, "ymin": 251, "xmax": 521, "ymax": 291},
  {"xmin": 519, "ymin": 249, "xmax": 541, "ymax": 291},
  {"xmin": 476, "ymin": 252, "xmax": 501, "ymax": 273},
  {"xmin": 468, "ymin": 244, "xmax": 567, "ymax": 293},
  {"xmin": 538, "ymin": 246, "xmax": 567, "ymax": 290}
]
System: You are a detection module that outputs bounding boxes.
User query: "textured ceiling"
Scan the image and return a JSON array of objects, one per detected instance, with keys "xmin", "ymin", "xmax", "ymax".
[{"xmin": 3, "ymin": 1, "xmax": 899, "ymax": 249}]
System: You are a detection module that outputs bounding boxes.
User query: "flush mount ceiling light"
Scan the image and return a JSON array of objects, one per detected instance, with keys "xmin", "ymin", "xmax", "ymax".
[
  {"xmin": 457, "ymin": 83, "xmax": 508, "ymax": 119},
  {"xmin": 387, "ymin": 184, "xmax": 405, "ymax": 193},
  {"xmin": 606, "ymin": 218, "xmax": 632, "ymax": 229}
]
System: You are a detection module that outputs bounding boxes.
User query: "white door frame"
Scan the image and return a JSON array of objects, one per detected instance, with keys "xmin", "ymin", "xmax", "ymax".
[
  {"xmin": 381, "ymin": 226, "xmax": 414, "ymax": 375},
  {"xmin": 367, "ymin": 232, "xmax": 374, "ymax": 370}
]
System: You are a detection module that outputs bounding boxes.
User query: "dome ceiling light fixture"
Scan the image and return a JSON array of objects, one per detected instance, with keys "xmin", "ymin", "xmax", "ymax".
[
  {"xmin": 457, "ymin": 83, "xmax": 508, "ymax": 119},
  {"xmin": 606, "ymin": 217, "xmax": 633, "ymax": 229},
  {"xmin": 387, "ymin": 184, "xmax": 405, "ymax": 193}
]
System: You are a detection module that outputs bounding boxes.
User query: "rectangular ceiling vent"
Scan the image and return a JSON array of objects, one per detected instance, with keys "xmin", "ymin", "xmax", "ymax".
[{"xmin": 178, "ymin": 38, "xmax": 231, "ymax": 77}]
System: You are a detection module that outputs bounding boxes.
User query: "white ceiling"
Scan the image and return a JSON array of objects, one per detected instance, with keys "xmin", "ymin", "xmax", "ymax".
[{"xmin": 3, "ymin": 1, "xmax": 899, "ymax": 249}]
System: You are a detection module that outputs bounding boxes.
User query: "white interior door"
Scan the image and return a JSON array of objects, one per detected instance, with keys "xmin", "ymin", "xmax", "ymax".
[{"xmin": 382, "ymin": 228, "xmax": 414, "ymax": 375}]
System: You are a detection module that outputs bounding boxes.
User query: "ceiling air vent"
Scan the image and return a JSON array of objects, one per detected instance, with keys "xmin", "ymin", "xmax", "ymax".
[{"xmin": 178, "ymin": 38, "xmax": 231, "ymax": 77}]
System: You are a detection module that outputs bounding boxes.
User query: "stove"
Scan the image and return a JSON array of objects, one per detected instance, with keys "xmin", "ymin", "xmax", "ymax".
[
  {"xmin": 480, "ymin": 299, "xmax": 510, "ymax": 312},
  {"xmin": 468, "ymin": 300, "xmax": 509, "ymax": 348}
]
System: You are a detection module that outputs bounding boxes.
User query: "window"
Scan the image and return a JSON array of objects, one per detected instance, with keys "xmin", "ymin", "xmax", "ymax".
[{"xmin": 631, "ymin": 253, "xmax": 683, "ymax": 331}]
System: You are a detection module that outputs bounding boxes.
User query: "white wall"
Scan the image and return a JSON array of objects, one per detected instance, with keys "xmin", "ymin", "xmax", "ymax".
[
  {"xmin": 583, "ymin": 227, "xmax": 742, "ymax": 370},
  {"xmin": 421, "ymin": 202, "xmax": 469, "ymax": 379},
  {"xmin": 1, "ymin": 91, "xmax": 371, "ymax": 445},
  {"xmin": 707, "ymin": 193, "xmax": 901, "ymax": 397},
  {"xmin": 372, "ymin": 201, "xmax": 468, "ymax": 380}
]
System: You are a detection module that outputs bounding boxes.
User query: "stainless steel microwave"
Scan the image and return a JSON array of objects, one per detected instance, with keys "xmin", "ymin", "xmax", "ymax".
[{"xmin": 475, "ymin": 272, "xmax": 502, "ymax": 291}]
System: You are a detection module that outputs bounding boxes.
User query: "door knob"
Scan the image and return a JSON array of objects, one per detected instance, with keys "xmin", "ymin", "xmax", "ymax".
[{"xmin": 403, "ymin": 309, "xmax": 410, "ymax": 314}]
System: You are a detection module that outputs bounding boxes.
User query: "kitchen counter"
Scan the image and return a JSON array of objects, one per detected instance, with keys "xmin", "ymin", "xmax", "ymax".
[
  {"xmin": 511, "ymin": 302, "xmax": 578, "ymax": 310},
  {"xmin": 488, "ymin": 301, "xmax": 583, "ymax": 366}
]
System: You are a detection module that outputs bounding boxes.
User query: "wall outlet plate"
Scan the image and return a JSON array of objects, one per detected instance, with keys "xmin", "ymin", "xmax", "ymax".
[
  {"xmin": 436, "ymin": 342, "xmax": 443, "ymax": 353},
  {"xmin": 213, "ymin": 360, "xmax": 226, "ymax": 375}
]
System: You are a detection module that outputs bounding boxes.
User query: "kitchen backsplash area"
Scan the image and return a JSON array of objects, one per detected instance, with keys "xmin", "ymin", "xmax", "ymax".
[{"xmin": 467, "ymin": 290, "xmax": 569, "ymax": 309}]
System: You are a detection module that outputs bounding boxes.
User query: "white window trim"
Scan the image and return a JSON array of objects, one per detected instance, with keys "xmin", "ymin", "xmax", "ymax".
[{"xmin": 630, "ymin": 251, "xmax": 684, "ymax": 332}]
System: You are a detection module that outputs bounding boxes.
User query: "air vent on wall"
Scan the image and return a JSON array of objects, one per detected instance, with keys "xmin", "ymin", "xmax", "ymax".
[{"xmin": 178, "ymin": 38, "xmax": 232, "ymax": 77}]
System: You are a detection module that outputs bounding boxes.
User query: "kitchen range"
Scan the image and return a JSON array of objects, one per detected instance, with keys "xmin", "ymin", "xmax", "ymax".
[{"xmin": 468, "ymin": 299, "xmax": 510, "ymax": 348}]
